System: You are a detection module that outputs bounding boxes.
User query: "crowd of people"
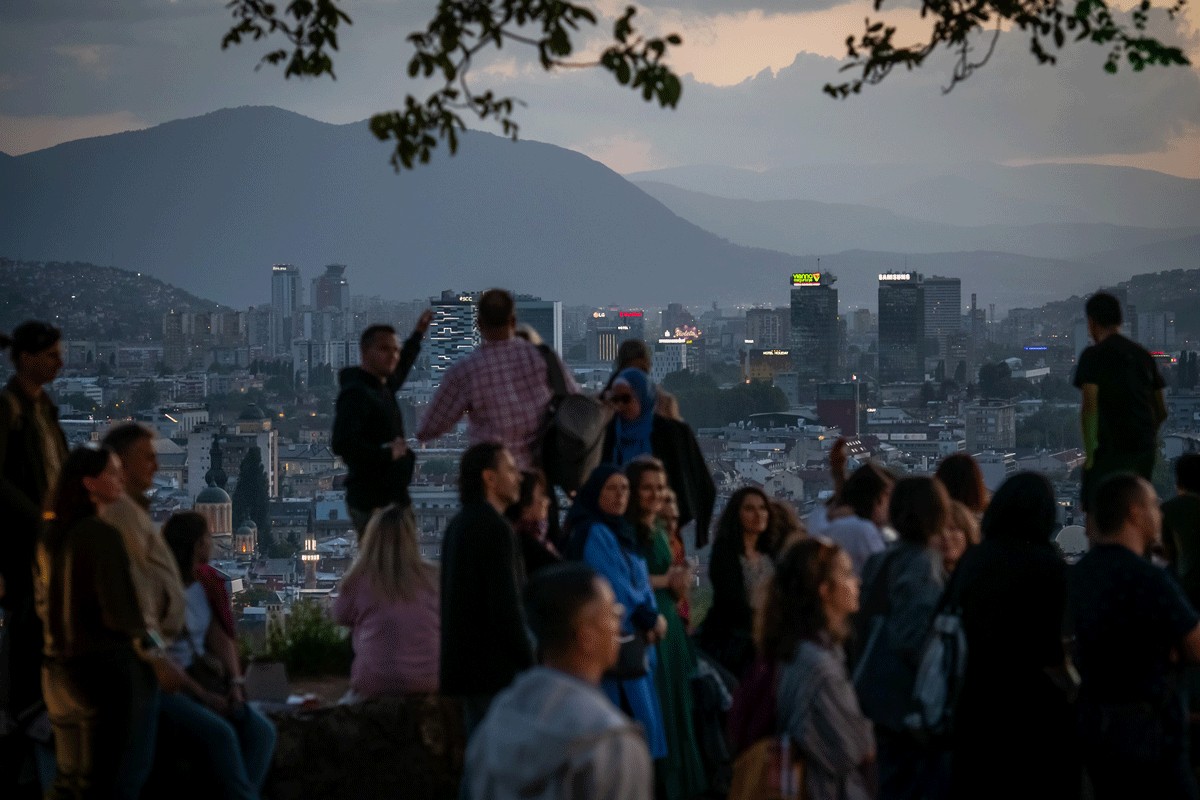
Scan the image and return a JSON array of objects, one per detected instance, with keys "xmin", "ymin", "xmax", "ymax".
[{"xmin": 3, "ymin": 285, "xmax": 1200, "ymax": 800}]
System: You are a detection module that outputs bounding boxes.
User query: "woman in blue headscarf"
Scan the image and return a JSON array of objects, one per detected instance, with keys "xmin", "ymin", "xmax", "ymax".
[
  {"xmin": 565, "ymin": 464, "xmax": 668, "ymax": 760},
  {"xmin": 608, "ymin": 368, "xmax": 657, "ymax": 465},
  {"xmin": 603, "ymin": 367, "xmax": 718, "ymax": 548}
]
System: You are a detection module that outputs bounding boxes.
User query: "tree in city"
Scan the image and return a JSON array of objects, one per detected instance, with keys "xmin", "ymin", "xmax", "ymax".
[
  {"xmin": 953, "ymin": 360, "xmax": 967, "ymax": 386},
  {"xmin": 221, "ymin": 0, "xmax": 1187, "ymax": 171},
  {"xmin": 232, "ymin": 445, "xmax": 273, "ymax": 542},
  {"xmin": 977, "ymin": 361, "xmax": 1014, "ymax": 399},
  {"xmin": 130, "ymin": 380, "xmax": 160, "ymax": 411},
  {"xmin": 662, "ymin": 369, "xmax": 788, "ymax": 428}
]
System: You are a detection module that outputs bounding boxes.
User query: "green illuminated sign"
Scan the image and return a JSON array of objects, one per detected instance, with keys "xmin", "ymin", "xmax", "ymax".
[{"xmin": 791, "ymin": 272, "xmax": 822, "ymax": 286}]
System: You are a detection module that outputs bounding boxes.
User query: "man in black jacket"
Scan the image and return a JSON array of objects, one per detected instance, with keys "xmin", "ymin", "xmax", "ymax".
[
  {"xmin": 331, "ymin": 310, "xmax": 432, "ymax": 535},
  {"xmin": 439, "ymin": 442, "xmax": 531, "ymax": 739}
]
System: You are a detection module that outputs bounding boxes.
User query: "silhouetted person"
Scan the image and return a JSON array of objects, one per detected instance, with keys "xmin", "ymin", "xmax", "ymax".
[
  {"xmin": 1073, "ymin": 292, "xmax": 1166, "ymax": 514},
  {"xmin": 949, "ymin": 473, "xmax": 1081, "ymax": 800},
  {"xmin": 332, "ymin": 311, "xmax": 432, "ymax": 535},
  {"xmin": 439, "ymin": 442, "xmax": 532, "ymax": 739},
  {"xmin": 0, "ymin": 321, "xmax": 67, "ymax": 796},
  {"xmin": 1162, "ymin": 453, "xmax": 1200, "ymax": 609},
  {"xmin": 1070, "ymin": 473, "xmax": 1200, "ymax": 800}
]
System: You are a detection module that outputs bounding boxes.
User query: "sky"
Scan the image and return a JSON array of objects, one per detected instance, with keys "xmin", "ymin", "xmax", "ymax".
[{"xmin": 2, "ymin": 0, "xmax": 1198, "ymax": 177}]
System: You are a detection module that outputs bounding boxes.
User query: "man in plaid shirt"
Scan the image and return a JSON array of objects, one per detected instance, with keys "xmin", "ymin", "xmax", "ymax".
[{"xmin": 417, "ymin": 289, "xmax": 578, "ymax": 470}]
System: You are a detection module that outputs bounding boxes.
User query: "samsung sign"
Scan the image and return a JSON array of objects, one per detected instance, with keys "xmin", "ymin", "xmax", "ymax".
[{"xmin": 878, "ymin": 273, "xmax": 912, "ymax": 281}]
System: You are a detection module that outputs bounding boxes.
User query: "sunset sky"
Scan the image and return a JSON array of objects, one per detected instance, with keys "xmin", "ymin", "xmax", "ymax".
[{"xmin": 2, "ymin": 0, "xmax": 1198, "ymax": 177}]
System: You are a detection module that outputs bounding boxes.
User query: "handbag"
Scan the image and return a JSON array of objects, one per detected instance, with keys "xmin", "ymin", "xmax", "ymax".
[
  {"xmin": 183, "ymin": 625, "xmax": 230, "ymax": 695},
  {"xmin": 606, "ymin": 631, "xmax": 650, "ymax": 681},
  {"xmin": 728, "ymin": 736, "xmax": 806, "ymax": 800}
]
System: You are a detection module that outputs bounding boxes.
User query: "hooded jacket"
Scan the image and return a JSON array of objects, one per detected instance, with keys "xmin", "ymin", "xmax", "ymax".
[
  {"xmin": 466, "ymin": 666, "xmax": 653, "ymax": 800},
  {"xmin": 331, "ymin": 331, "xmax": 421, "ymax": 512}
]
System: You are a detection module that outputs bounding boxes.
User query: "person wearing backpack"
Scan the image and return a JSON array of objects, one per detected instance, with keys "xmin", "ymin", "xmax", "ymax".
[
  {"xmin": 854, "ymin": 477, "xmax": 948, "ymax": 800},
  {"xmin": 947, "ymin": 473, "xmax": 1081, "ymax": 800},
  {"xmin": 729, "ymin": 538, "xmax": 875, "ymax": 800}
]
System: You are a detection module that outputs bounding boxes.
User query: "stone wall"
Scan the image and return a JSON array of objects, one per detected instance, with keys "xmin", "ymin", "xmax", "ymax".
[{"xmin": 264, "ymin": 695, "xmax": 465, "ymax": 800}]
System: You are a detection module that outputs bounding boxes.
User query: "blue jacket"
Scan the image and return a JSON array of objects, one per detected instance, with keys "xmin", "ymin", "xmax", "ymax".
[{"xmin": 581, "ymin": 521, "xmax": 668, "ymax": 759}]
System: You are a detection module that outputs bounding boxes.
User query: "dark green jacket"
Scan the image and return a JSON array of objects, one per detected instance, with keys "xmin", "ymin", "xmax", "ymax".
[{"xmin": 0, "ymin": 379, "xmax": 68, "ymax": 606}]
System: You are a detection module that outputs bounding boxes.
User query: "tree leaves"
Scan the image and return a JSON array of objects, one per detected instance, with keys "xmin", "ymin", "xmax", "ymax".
[
  {"xmin": 824, "ymin": 0, "xmax": 1189, "ymax": 97},
  {"xmin": 222, "ymin": 0, "xmax": 1186, "ymax": 169}
]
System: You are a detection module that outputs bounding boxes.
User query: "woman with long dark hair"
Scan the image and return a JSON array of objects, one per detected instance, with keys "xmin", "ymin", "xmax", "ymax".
[
  {"xmin": 759, "ymin": 539, "xmax": 875, "ymax": 800},
  {"xmin": 35, "ymin": 446, "xmax": 161, "ymax": 798},
  {"xmin": 566, "ymin": 464, "xmax": 668, "ymax": 761},
  {"xmin": 504, "ymin": 470, "xmax": 560, "ymax": 578},
  {"xmin": 948, "ymin": 473, "xmax": 1081, "ymax": 800},
  {"xmin": 160, "ymin": 512, "xmax": 276, "ymax": 799},
  {"xmin": 934, "ymin": 453, "xmax": 989, "ymax": 518},
  {"xmin": 698, "ymin": 486, "xmax": 774, "ymax": 678},
  {"xmin": 626, "ymin": 458, "xmax": 707, "ymax": 800}
]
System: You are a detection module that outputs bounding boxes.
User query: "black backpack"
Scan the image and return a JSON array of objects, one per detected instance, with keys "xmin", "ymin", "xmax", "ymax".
[{"xmin": 535, "ymin": 345, "xmax": 611, "ymax": 493}]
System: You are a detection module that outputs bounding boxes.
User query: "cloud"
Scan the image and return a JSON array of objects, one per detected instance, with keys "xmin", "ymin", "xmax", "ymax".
[
  {"xmin": 0, "ymin": 0, "xmax": 1196, "ymax": 176},
  {"xmin": 0, "ymin": 111, "xmax": 148, "ymax": 155},
  {"xmin": 53, "ymin": 44, "xmax": 117, "ymax": 79}
]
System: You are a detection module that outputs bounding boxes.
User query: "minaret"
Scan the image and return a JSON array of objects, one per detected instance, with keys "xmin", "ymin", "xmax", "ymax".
[{"xmin": 301, "ymin": 534, "xmax": 319, "ymax": 589}]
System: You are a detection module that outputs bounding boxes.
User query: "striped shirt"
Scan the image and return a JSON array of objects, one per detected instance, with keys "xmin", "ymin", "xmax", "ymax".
[
  {"xmin": 416, "ymin": 336, "xmax": 578, "ymax": 470},
  {"xmin": 778, "ymin": 638, "xmax": 875, "ymax": 800}
]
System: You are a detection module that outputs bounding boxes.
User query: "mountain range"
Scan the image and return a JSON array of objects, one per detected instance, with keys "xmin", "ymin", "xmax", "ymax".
[
  {"xmin": 0, "ymin": 107, "xmax": 801, "ymax": 309},
  {"xmin": 1, "ymin": 106, "xmax": 1196, "ymax": 312}
]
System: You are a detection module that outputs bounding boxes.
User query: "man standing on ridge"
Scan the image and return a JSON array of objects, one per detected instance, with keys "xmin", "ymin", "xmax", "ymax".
[
  {"xmin": 1073, "ymin": 291, "xmax": 1166, "ymax": 516},
  {"xmin": 417, "ymin": 289, "xmax": 578, "ymax": 471},
  {"xmin": 332, "ymin": 310, "xmax": 433, "ymax": 536}
]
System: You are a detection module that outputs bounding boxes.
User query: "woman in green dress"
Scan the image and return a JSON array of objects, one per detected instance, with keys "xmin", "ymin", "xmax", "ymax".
[{"xmin": 626, "ymin": 457, "xmax": 709, "ymax": 800}]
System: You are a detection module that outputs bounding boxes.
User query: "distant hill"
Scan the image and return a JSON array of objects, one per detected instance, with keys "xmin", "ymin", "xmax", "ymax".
[
  {"xmin": 628, "ymin": 162, "xmax": 1200, "ymax": 228},
  {"xmin": 0, "ymin": 106, "xmax": 804, "ymax": 308},
  {"xmin": 634, "ymin": 181, "xmax": 1198, "ymax": 263},
  {"xmin": 0, "ymin": 258, "xmax": 221, "ymax": 341}
]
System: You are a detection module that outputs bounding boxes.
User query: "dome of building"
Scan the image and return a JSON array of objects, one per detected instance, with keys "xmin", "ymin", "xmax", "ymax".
[
  {"xmin": 195, "ymin": 485, "xmax": 232, "ymax": 505},
  {"xmin": 237, "ymin": 519, "xmax": 258, "ymax": 535},
  {"xmin": 238, "ymin": 404, "xmax": 268, "ymax": 422}
]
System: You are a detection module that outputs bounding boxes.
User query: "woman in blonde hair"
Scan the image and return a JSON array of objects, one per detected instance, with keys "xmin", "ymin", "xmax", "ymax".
[{"xmin": 333, "ymin": 504, "xmax": 440, "ymax": 699}]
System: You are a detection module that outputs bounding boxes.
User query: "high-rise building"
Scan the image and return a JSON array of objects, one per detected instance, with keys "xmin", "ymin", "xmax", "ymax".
[
  {"xmin": 516, "ymin": 296, "xmax": 564, "ymax": 353},
  {"xmin": 923, "ymin": 276, "xmax": 961, "ymax": 362},
  {"xmin": 585, "ymin": 308, "xmax": 646, "ymax": 363},
  {"xmin": 662, "ymin": 304, "xmax": 698, "ymax": 338},
  {"xmin": 878, "ymin": 272, "xmax": 925, "ymax": 384},
  {"xmin": 271, "ymin": 264, "xmax": 301, "ymax": 356},
  {"xmin": 428, "ymin": 291, "xmax": 478, "ymax": 383},
  {"xmin": 789, "ymin": 271, "xmax": 839, "ymax": 381},
  {"xmin": 816, "ymin": 382, "xmax": 861, "ymax": 435},
  {"xmin": 852, "ymin": 308, "xmax": 874, "ymax": 335},
  {"xmin": 965, "ymin": 401, "xmax": 1017, "ymax": 452},
  {"xmin": 746, "ymin": 307, "xmax": 790, "ymax": 349},
  {"xmin": 311, "ymin": 264, "xmax": 350, "ymax": 313}
]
